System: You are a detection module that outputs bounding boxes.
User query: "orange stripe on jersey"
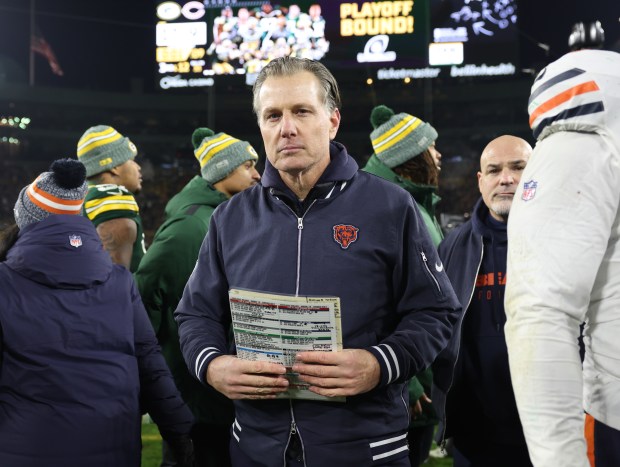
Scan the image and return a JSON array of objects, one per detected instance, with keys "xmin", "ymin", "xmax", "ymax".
[
  {"xmin": 585, "ymin": 413, "xmax": 595, "ymax": 467},
  {"xmin": 529, "ymin": 81, "xmax": 600, "ymax": 127}
]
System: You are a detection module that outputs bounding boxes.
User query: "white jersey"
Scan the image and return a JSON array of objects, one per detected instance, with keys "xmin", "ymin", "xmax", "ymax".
[{"xmin": 505, "ymin": 49, "xmax": 620, "ymax": 467}]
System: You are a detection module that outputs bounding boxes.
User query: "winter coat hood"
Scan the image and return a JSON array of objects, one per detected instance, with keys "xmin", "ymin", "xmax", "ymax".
[{"xmin": 5, "ymin": 215, "xmax": 112, "ymax": 289}]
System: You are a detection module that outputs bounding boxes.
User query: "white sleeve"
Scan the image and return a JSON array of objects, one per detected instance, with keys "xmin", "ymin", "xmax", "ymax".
[{"xmin": 505, "ymin": 130, "xmax": 620, "ymax": 467}]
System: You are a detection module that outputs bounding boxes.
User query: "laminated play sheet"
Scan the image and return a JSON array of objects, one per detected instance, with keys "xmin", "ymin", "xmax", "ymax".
[{"xmin": 229, "ymin": 288, "xmax": 344, "ymax": 402}]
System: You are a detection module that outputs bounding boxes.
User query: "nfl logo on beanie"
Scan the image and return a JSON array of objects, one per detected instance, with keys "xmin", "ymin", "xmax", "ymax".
[
  {"xmin": 77, "ymin": 125, "xmax": 138, "ymax": 178},
  {"xmin": 13, "ymin": 158, "xmax": 88, "ymax": 230},
  {"xmin": 370, "ymin": 105, "xmax": 438, "ymax": 169},
  {"xmin": 192, "ymin": 127, "xmax": 258, "ymax": 184}
]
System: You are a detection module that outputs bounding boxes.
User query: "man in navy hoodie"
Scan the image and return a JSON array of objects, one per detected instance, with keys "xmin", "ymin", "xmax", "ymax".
[
  {"xmin": 175, "ymin": 56, "xmax": 460, "ymax": 466},
  {"xmin": 432, "ymin": 135, "xmax": 532, "ymax": 466}
]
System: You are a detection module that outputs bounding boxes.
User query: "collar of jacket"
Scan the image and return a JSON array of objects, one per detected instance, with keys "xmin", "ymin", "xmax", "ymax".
[
  {"xmin": 260, "ymin": 141, "xmax": 359, "ymax": 215},
  {"xmin": 471, "ymin": 197, "xmax": 507, "ymax": 242},
  {"xmin": 261, "ymin": 140, "xmax": 358, "ymax": 195},
  {"xmin": 362, "ymin": 153, "xmax": 441, "ymax": 215},
  {"xmin": 164, "ymin": 175, "xmax": 229, "ymax": 218}
]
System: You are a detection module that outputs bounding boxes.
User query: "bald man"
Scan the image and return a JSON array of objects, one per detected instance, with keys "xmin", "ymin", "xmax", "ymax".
[{"xmin": 432, "ymin": 135, "xmax": 533, "ymax": 467}]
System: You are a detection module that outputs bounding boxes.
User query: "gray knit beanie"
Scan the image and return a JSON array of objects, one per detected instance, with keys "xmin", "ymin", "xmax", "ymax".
[
  {"xmin": 14, "ymin": 158, "xmax": 88, "ymax": 229},
  {"xmin": 370, "ymin": 105, "xmax": 438, "ymax": 168},
  {"xmin": 192, "ymin": 127, "xmax": 258, "ymax": 184},
  {"xmin": 77, "ymin": 125, "xmax": 138, "ymax": 177}
]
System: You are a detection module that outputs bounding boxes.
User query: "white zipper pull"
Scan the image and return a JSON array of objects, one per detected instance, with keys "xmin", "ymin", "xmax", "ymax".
[
  {"xmin": 421, "ymin": 250, "xmax": 442, "ymax": 294},
  {"xmin": 298, "ymin": 218, "xmax": 303, "ymax": 230}
]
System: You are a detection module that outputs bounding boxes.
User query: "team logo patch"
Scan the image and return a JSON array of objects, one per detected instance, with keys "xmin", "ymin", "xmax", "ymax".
[
  {"xmin": 247, "ymin": 145, "xmax": 258, "ymax": 158},
  {"xmin": 69, "ymin": 234, "xmax": 82, "ymax": 248},
  {"xmin": 522, "ymin": 180, "xmax": 538, "ymax": 201},
  {"xmin": 333, "ymin": 224, "xmax": 359, "ymax": 249}
]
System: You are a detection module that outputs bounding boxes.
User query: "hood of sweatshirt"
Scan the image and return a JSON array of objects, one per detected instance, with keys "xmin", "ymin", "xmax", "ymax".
[
  {"xmin": 362, "ymin": 153, "xmax": 441, "ymax": 216},
  {"xmin": 470, "ymin": 197, "xmax": 507, "ymax": 244},
  {"xmin": 164, "ymin": 175, "xmax": 229, "ymax": 218}
]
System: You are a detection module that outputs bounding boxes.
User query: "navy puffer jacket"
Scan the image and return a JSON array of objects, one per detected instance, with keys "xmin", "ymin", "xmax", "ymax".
[{"xmin": 0, "ymin": 215, "xmax": 193, "ymax": 467}]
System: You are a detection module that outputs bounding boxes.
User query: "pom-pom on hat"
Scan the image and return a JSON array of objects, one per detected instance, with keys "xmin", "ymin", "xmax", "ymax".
[
  {"xmin": 369, "ymin": 105, "xmax": 438, "ymax": 169},
  {"xmin": 192, "ymin": 127, "xmax": 258, "ymax": 184},
  {"xmin": 13, "ymin": 158, "xmax": 88, "ymax": 229},
  {"xmin": 77, "ymin": 125, "xmax": 138, "ymax": 177}
]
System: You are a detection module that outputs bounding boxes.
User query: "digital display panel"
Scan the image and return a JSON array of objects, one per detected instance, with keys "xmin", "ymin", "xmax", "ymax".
[
  {"xmin": 429, "ymin": 0, "xmax": 519, "ymax": 77},
  {"xmin": 155, "ymin": 0, "xmax": 519, "ymax": 90}
]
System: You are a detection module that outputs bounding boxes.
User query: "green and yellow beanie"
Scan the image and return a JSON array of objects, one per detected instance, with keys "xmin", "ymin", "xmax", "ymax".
[
  {"xmin": 370, "ymin": 105, "xmax": 438, "ymax": 169},
  {"xmin": 192, "ymin": 127, "xmax": 258, "ymax": 184},
  {"xmin": 77, "ymin": 125, "xmax": 138, "ymax": 178}
]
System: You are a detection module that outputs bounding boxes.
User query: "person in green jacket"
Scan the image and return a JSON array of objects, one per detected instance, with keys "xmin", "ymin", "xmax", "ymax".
[
  {"xmin": 134, "ymin": 127, "xmax": 261, "ymax": 467},
  {"xmin": 362, "ymin": 105, "xmax": 443, "ymax": 467}
]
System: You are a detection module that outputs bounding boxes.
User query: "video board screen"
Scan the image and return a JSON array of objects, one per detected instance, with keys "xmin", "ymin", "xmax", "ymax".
[
  {"xmin": 428, "ymin": 0, "xmax": 518, "ymax": 77},
  {"xmin": 155, "ymin": 0, "xmax": 519, "ymax": 90}
]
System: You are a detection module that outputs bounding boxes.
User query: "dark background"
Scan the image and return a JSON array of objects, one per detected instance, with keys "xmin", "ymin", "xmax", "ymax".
[
  {"xmin": 0, "ymin": 0, "xmax": 618, "ymax": 237},
  {"xmin": 0, "ymin": 0, "xmax": 618, "ymax": 93}
]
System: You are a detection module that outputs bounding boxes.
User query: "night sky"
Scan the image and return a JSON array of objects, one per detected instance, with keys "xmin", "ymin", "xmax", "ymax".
[
  {"xmin": 0, "ymin": 0, "xmax": 618, "ymax": 93},
  {"xmin": 0, "ymin": 0, "xmax": 156, "ymax": 91}
]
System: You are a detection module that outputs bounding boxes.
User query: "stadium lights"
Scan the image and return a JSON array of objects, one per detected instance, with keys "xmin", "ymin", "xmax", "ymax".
[{"xmin": 0, "ymin": 116, "xmax": 31, "ymax": 130}]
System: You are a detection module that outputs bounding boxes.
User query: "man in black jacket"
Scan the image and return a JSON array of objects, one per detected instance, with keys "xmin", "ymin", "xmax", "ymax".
[{"xmin": 432, "ymin": 135, "xmax": 532, "ymax": 466}]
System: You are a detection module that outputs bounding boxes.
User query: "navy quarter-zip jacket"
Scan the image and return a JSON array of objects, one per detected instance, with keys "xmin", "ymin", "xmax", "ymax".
[{"xmin": 176, "ymin": 142, "xmax": 460, "ymax": 466}]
